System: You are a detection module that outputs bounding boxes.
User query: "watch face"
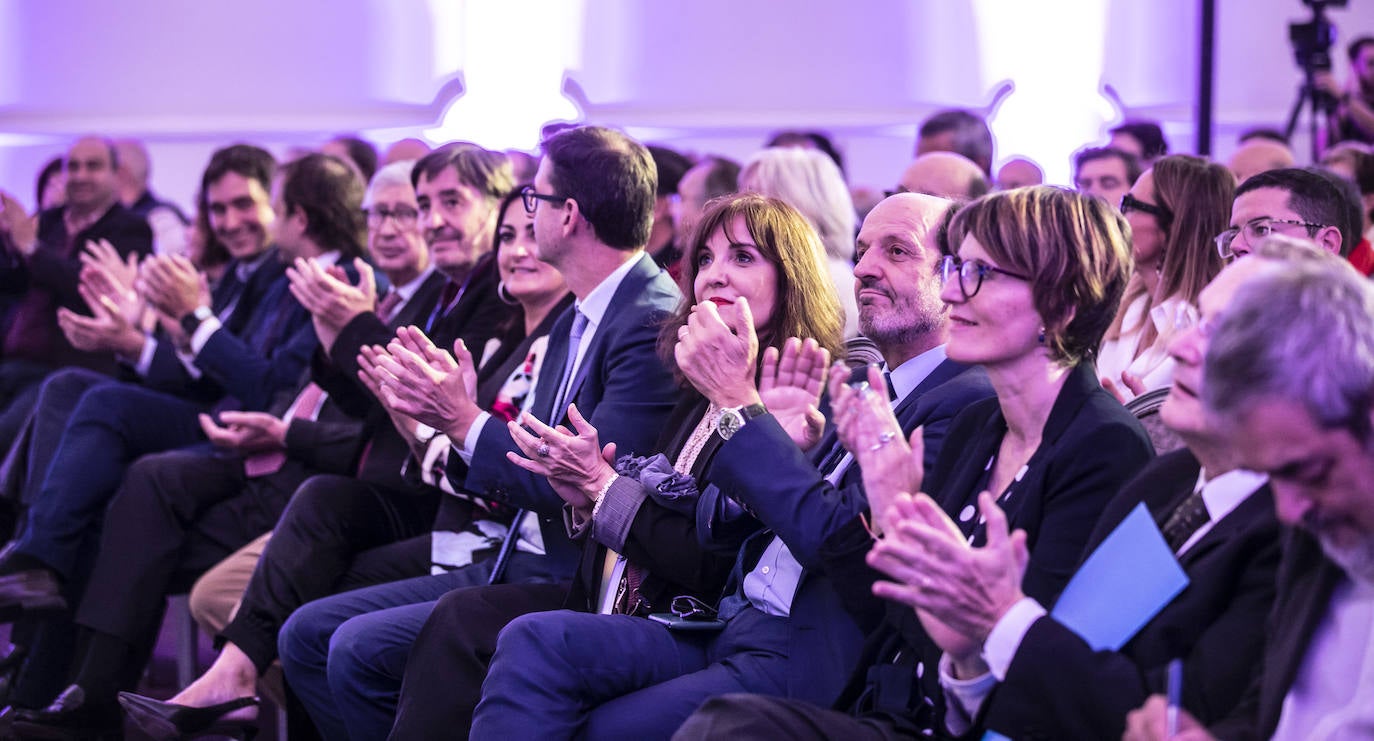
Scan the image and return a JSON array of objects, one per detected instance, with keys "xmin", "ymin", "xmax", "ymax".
[{"xmin": 717, "ymin": 410, "xmax": 744, "ymax": 440}]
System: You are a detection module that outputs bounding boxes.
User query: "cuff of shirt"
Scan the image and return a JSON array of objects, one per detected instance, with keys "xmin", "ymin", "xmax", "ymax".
[
  {"xmin": 189, "ymin": 315, "xmax": 222, "ymax": 355},
  {"xmin": 454, "ymin": 412, "xmax": 491, "ymax": 466},
  {"xmin": 982, "ymin": 596, "xmax": 1047, "ymax": 681},
  {"xmin": 128, "ymin": 335, "xmax": 157, "ymax": 376},
  {"xmin": 589, "ymin": 475, "xmax": 647, "ymax": 552},
  {"xmin": 938, "ymin": 652, "xmax": 999, "ymax": 735}
]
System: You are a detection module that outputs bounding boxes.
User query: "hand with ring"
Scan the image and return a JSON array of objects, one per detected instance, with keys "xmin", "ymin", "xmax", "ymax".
[
  {"xmin": 827, "ymin": 363, "xmax": 923, "ymax": 535},
  {"xmin": 506, "ymin": 403, "xmax": 618, "ymax": 511}
]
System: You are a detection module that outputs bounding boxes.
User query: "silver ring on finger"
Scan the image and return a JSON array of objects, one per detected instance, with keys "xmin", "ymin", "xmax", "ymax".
[{"xmin": 536, "ymin": 441, "xmax": 551, "ymax": 457}]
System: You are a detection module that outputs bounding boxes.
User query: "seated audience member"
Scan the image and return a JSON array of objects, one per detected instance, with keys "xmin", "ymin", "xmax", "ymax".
[
  {"xmin": 0, "ymin": 151, "xmax": 360, "ymax": 713},
  {"xmin": 1218, "ymin": 167, "xmax": 1357, "ymax": 261},
  {"xmin": 1072, "ymin": 146, "xmax": 1141, "ymax": 211},
  {"xmin": 1098, "ymin": 155, "xmax": 1234, "ymax": 401},
  {"xmin": 739, "ymin": 147, "xmax": 861, "ymax": 338},
  {"xmin": 895, "ymin": 152, "xmax": 989, "ymax": 202},
  {"xmin": 669, "ymin": 155, "xmax": 741, "ymax": 275},
  {"xmin": 0, "ymin": 137, "xmax": 154, "ymax": 453},
  {"xmin": 436, "ymin": 194, "xmax": 851, "ymax": 740},
  {"xmin": 915, "ymin": 109, "xmax": 994, "ymax": 175},
  {"xmin": 1110, "ymin": 119, "xmax": 1169, "ymax": 167},
  {"xmin": 34, "ymin": 157, "xmax": 66, "ymax": 213},
  {"xmin": 113, "ymin": 138, "xmax": 190, "ymax": 257},
  {"xmin": 391, "ymin": 192, "xmax": 993, "ymax": 740},
  {"xmin": 113, "ymin": 145, "xmax": 517, "ymax": 731},
  {"xmin": 994, "ymin": 157, "xmax": 1043, "ymax": 190},
  {"xmin": 678, "ymin": 185, "xmax": 1154, "ymax": 739},
  {"xmin": 1227, "ymin": 137, "xmax": 1296, "ymax": 187},
  {"xmin": 1124, "ymin": 245, "xmax": 1374, "ymax": 740},
  {"xmin": 858, "ymin": 239, "xmax": 1332, "ymax": 739},
  {"xmin": 1314, "ymin": 34, "xmax": 1374, "ymax": 146},
  {"xmin": 322, "ymin": 135, "xmax": 380, "ymax": 183},
  {"xmin": 7, "ymin": 159, "xmax": 418, "ymax": 740},
  {"xmin": 645, "ymin": 145, "xmax": 692, "ymax": 274},
  {"xmin": 766, "ymin": 130, "xmax": 846, "ymax": 177},
  {"xmin": 1319, "ymin": 142, "xmax": 1374, "ymax": 274},
  {"xmin": 120, "ymin": 125, "xmax": 680, "ymax": 740}
]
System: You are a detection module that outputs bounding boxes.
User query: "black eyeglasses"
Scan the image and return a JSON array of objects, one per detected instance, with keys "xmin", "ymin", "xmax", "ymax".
[
  {"xmin": 1213, "ymin": 217, "xmax": 1327, "ymax": 261},
  {"xmin": 363, "ymin": 206, "xmax": 420, "ymax": 229},
  {"xmin": 1120, "ymin": 193, "xmax": 1174, "ymax": 230},
  {"xmin": 939, "ymin": 255, "xmax": 1030, "ymax": 300},
  {"xmin": 520, "ymin": 185, "xmax": 568, "ymax": 215}
]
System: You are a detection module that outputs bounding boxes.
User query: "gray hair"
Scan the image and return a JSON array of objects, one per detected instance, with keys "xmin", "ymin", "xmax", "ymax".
[
  {"xmin": 1249, "ymin": 233, "xmax": 1345, "ymax": 265},
  {"xmin": 740, "ymin": 147, "xmax": 857, "ymax": 262},
  {"xmin": 1204, "ymin": 254, "xmax": 1374, "ymax": 442},
  {"xmin": 363, "ymin": 160, "xmax": 417, "ymax": 207}
]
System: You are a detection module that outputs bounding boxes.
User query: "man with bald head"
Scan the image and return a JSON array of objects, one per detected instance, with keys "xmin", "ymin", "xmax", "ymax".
[
  {"xmin": 896, "ymin": 152, "xmax": 989, "ymax": 202},
  {"xmin": 112, "ymin": 138, "xmax": 189, "ymax": 257},
  {"xmin": 1228, "ymin": 138, "xmax": 1296, "ymax": 187},
  {"xmin": 0, "ymin": 136, "xmax": 153, "ymax": 450}
]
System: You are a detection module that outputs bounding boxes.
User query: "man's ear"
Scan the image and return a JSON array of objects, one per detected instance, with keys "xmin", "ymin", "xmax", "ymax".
[
  {"xmin": 1315, "ymin": 225, "xmax": 1343, "ymax": 256},
  {"xmin": 562, "ymin": 197, "xmax": 582, "ymax": 236}
]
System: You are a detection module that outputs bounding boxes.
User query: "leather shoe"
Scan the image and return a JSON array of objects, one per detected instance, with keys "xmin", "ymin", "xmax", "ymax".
[
  {"xmin": 0, "ymin": 569, "xmax": 66, "ymax": 622},
  {"xmin": 118, "ymin": 691, "xmax": 259, "ymax": 741},
  {"xmin": 10, "ymin": 684, "xmax": 120, "ymax": 740}
]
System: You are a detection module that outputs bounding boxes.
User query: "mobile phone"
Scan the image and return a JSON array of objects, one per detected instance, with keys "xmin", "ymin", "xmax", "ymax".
[{"xmin": 648, "ymin": 612, "xmax": 726, "ymax": 632}]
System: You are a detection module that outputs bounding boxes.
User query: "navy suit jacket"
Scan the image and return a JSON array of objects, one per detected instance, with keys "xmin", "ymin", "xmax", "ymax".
[
  {"xmin": 694, "ymin": 360, "xmax": 995, "ymax": 706},
  {"xmin": 984, "ymin": 448, "xmax": 1281, "ymax": 740},
  {"xmin": 1208, "ymin": 529, "xmax": 1346, "ymax": 741},
  {"xmin": 456, "ymin": 252, "xmax": 682, "ymax": 570},
  {"xmin": 823, "ymin": 362, "xmax": 1155, "ymax": 726}
]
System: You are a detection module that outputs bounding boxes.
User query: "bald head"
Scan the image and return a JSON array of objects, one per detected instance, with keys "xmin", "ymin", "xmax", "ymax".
[
  {"xmin": 996, "ymin": 157, "xmax": 1044, "ymax": 190},
  {"xmin": 385, "ymin": 138, "xmax": 432, "ymax": 165},
  {"xmin": 112, "ymin": 138, "xmax": 150, "ymax": 205},
  {"xmin": 898, "ymin": 152, "xmax": 989, "ymax": 201},
  {"xmin": 1230, "ymin": 139, "xmax": 1296, "ymax": 187},
  {"xmin": 854, "ymin": 192, "xmax": 955, "ymax": 365}
]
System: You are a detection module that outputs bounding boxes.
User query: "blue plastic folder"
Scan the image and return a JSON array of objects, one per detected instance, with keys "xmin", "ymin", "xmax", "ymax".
[
  {"xmin": 1049, "ymin": 501, "xmax": 1190, "ymax": 651},
  {"xmin": 981, "ymin": 503, "xmax": 1188, "ymax": 740}
]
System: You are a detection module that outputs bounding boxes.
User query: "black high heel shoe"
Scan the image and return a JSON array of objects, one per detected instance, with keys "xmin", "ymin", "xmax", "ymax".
[{"xmin": 117, "ymin": 691, "xmax": 260, "ymax": 741}]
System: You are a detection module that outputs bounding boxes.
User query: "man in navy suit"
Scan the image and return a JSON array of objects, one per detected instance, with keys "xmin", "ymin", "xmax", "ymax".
[
  {"xmin": 0, "ymin": 152, "xmax": 364, "ymax": 729},
  {"xmin": 408, "ymin": 193, "xmax": 993, "ymax": 739},
  {"xmin": 1124, "ymin": 246, "xmax": 1374, "ymax": 739},
  {"xmin": 270, "ymin": 126, "xmax": 682, "ymax": 741}
]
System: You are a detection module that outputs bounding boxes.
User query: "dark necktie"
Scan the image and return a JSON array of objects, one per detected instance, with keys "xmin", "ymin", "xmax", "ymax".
[
  {"xmin": 549, "ymin": 310, "xmax": 589, "ymax": 419},
  {"xmin": 376, "ymin": 288, "xmax": 403, "ymax": 323},
  {"xmin": 1161, "ymin": 489, "xmax": 1211, "ymax": 552}
]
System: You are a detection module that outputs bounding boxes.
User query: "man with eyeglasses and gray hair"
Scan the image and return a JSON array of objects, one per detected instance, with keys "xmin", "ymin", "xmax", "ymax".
[
  {"xmin": 1214, "ymin": 167, "xmax": 1358, "ymax": 262},
  {"xmin": 1125, "ymin": 241, "xmax": 1374, "ymax": 740}
]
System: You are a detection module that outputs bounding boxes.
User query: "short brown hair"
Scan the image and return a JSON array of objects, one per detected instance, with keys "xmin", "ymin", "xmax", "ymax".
[
  {"xmin": 542, "ymin": 126, "xmax": 656, "ymax": 250},
  {"xmin": 660, "ymin": 193, "xmax": 845, "ymax": 382},
  {"xmin": 949, "ymin": 186, "xmax": 1132, "ymax": 365}
]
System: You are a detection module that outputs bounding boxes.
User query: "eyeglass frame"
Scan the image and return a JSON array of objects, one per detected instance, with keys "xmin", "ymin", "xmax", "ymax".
[
  {"xmin": 520, "ymin": 185, "xmax": 569, "ymax": 215},
  {"xmin": 1213, "ymin": 217, "xmax": 1328, "ymax": 261},
  {"xmin": 939, "ymin": 255, "xmax": 1031, "ymax": 300},
  {"xmin": 362, "ymin": 205, "xmax": 420, "ymax": 229},
  {"xmin": 1119, "ymin": 192, "xmax": 1174, "ymax": 231},
  {"xmin": 669, "ymin": 595, "xmax": 719, "ymax": 621}
]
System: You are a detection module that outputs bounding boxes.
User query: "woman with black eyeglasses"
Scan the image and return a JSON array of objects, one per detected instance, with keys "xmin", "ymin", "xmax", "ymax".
[
  {"xmin": 1098, "ymin": 155, "xmax": 1234, "ymax": 402},
  {"xmin": 707, "ymin": 187, "xmax": 1158, "ymax": 740}
]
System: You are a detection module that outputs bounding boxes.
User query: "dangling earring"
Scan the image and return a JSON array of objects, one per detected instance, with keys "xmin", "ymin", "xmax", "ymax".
[
  {"xmin": 1037, "ymin": 325, "xmax": 1046, "ymax": 344},
  {"xmin": 497, "ymin": 281, "xmax": 519, "ymax": 306}
]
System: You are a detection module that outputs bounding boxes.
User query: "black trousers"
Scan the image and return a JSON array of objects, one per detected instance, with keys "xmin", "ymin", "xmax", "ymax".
[
  {"xmin": 673, "ymin": 693, "xmax": 907, "ymax": 741},
  {"xmin": 75, "ymin": 449, "xmax": 305, "ymax": 647},
  {"xmin": 218, "ymin": 474, "xmax": 439, "ymax": 672},
  {"xmin": 387, "ymin": 582, "xmax": 570, "ymax": 741}
]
